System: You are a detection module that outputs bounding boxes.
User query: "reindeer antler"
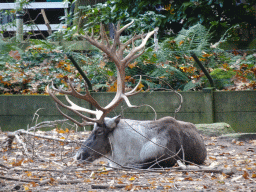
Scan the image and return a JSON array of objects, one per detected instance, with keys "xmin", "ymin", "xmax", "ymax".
[{"xmin": 48, "ymin": 21, "xmax": 158, "ymax": 126}]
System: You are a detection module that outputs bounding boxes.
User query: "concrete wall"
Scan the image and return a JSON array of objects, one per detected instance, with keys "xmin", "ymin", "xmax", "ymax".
[{"xmin": 0, "ymin": 90, "xmax": 255, "ymax": 132}]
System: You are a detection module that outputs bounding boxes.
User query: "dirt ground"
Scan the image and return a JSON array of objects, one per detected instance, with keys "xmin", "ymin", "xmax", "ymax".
[{"xmin": 0, "ymin": 129, "xmax": 255, "ymax": 192}]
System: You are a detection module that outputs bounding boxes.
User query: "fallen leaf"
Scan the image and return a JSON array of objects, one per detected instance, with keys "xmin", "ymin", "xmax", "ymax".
[
  {"xmin": 251, "ymin": 173, "xmax": 256, "ymax": 178},
  {"xmin": 23, "ymin": 184, "xmax": 30, "ymax": 191},
  {"xmin": 84, "ymin": 179, "xmax": 91, "ymax": 183},
  {"xmin": 184, "ymin": 177, "xmax": 193, "ymax": 181},
  {"xmin": 209, "ymin": 156, "xmax": 217, "ymax": 160},
  {"xmin": 29, "ymin": 181, "xmax": 38, "ymax": 187},
  {"xmin": 243, "ymin": 171, "xmax": 249, "ymax": 179},
  {"xmin": 11, "ymin": 159, "xmax": 23, "ymax": 167},
  {"xmin": 25, "ymin": 171, "xmax": 32, "ymax": 177},
  {"xmin": 9, "ymin": 50, "xmax": 21, "ymax": 60},
  {"xmin": 129, "ymin": 177, "xmax": 135, "ymax": 181},
  {"xmin": 125, "ymin": 184, "xmax": 133, "ymax": 191}
]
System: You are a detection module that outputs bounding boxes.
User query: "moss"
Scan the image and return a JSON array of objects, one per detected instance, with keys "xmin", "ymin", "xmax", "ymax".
[
  {"xmin": 210, "ymin": 68, "xmax": 236, "ymax": 79},
  {"xmin": 202, "ymin": 68, "xmax": 236, "ymax": 89}
]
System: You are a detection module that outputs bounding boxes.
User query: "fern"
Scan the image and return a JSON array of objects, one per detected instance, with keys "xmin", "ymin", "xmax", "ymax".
[{"xmin": 174, "ymin": 23, "xmax": 212, "ymax": 53}]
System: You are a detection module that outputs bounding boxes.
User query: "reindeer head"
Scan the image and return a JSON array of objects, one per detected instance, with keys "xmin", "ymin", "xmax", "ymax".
[{"xmin": 75, "ymin": 115, "xmax": 121, "ymax": 161}]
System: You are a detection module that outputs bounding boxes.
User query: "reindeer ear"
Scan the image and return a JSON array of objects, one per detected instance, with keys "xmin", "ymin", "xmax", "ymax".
[{"xmin": 104, "ymin": 115, "xmax": 121, "ymax": 129}]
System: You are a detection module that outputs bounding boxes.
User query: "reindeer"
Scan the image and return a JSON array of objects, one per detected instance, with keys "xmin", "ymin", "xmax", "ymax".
[{"xmin": 47, "ymin": 21, "xmax": 207, "ymax": 169}]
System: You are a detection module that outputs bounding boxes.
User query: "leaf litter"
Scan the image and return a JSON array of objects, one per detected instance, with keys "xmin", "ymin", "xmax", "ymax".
[{"xmin": 0, "ymin": 128, "xmax": 255, "ymax": 191}]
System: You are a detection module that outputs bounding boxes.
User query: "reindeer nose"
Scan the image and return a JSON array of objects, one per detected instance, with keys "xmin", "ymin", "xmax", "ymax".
[{"xmin": 76, "ymin": 150, "xmax": 90, "ymax": 160}]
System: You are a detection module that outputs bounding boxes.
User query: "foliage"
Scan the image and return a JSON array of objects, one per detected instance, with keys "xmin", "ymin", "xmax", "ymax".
[
  {"xmin": 96, "ymin": 0, "xmax": 256, "ymax": 41},
  {"xmin": 0, "ymin": 38, "xmax": 110, "ymax": 94},
  {"xmin": 1, "ymin": 20, "xmax": 256, "ymax": 95}
]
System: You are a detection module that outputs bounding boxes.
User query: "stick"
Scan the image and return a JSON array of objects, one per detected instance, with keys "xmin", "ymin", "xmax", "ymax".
[
  {"xmin": 91, "ymin": 184, "xmax": 150, "ymax": 189},
  {"xmin": 0, "ymin": 176, "xmax": 39, "ymax": 183},
  {"xmin": 41, "ymin": 9, "xmax": 52, "ymax": 35},
  {"xmin": 15, "ymin": 134, "xmax": 30, "ymax": 156}
]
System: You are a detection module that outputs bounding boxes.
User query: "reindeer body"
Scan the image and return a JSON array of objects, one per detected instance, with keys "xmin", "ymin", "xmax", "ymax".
[
  {"xmin": 76, "ymin": 116, "xmax": 207, "ymax": 168},
  {"xmin": 48, "ymin": 21, "xmax": 207, "ymax": 169}
]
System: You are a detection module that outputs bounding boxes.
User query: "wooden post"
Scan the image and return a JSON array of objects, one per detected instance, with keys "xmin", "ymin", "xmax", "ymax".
[{"xmin": 15, "ymin": 0, "xmax": 23, "ymax": 42}]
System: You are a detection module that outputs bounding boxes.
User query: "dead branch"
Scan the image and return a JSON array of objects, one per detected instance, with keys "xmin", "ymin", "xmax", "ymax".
[
  {"xmin": 91, "ymin": 183, "xmax": 150, "ymax": 189},
  {"xmin": 41, "ymin": 9, "xmax": 52, "ymax": 35},
  {"xmin": 0, "ymin": 175, "xmax": 39, "ymax": 183},
  {"xmin": 4, "ymin": 119, "xmax": 71, "ymax": 150}
]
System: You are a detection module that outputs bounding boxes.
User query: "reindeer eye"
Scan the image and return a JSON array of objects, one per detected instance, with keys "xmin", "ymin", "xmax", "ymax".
[{"xmin": 96, "ymin": 130, "xmax": 104, "ymax": 135}]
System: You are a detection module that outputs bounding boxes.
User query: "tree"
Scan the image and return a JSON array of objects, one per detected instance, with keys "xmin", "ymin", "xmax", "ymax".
[{"xmin": 74, "ymin": 0, "xmax": 256, "ymax": 41}]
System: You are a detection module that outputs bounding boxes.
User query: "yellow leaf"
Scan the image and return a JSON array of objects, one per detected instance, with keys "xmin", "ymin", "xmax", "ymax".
[
  {"xmin": 129, "ymin": 177, "xmax": 135, "ymax": 181},
  {"xmin": 65, "ymin": 128, "xmax": 69, "ymax": 133},
  {"xmin": 128, "ymin": 61, "xmax": 138, "ymax": 69},
  {"xmin": 108, "ymin": 81, "xmax": 117, "ymax": 92},
  {"xmin": 202, "ymin": 53, "xmax": 213, "ymax": 58},
  {"xmin": 65, "ymin": 64, "xmax": 71, "ymax": 72},
  {"xmin": 60, "ymin": 137, "xmax": 65, "ymax": 140},
  {"xmin": 199, "ymin": 58, "xmax": 206, "ymax": 61},
  {"xmin": 136, "ymin": 83, "xmax": 144, "ymax": 91},
  {"xmin": 56, "ymin": 128, "xmax": 65, "ymax": 134},
  {"xmin": 56, "ymin": 74, "xmax": 64, "ymax": 78},
  {"xmin": 179, "ymin": 40, "xmax": 184, "ymax": 46},
  {"xmin": 3, "ymin": 156, "xmax": 7, "ymax": 161},
  {"xmin": 252, "ymin": 173, "xmax": 256, "ymax": 178},
  {"xmin": 25, "ymin": 171, "xmax": 32, "ymax": 177},
  {"xmin": 245, "ymin": 165, "xmax": 252, "ymax": 170},
  {"xmin": 24, "ymin": 185, "xmax": 30, "ymax": 191},
  {"xmin": 100, "ymin": 171, "xmax": 109, "ymax": 175}
]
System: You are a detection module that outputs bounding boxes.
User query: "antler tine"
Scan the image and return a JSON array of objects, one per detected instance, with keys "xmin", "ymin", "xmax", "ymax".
[
  {"xmin": 121, "ymin": 94, "xmax": 139, "ymax": 108},
  {"xmin": 55, "ymin": 104, "xmax": 95, "ymax": 127},
  {"xmin": 111, "ymin": 20, "xmax": 134, "ymax": 55},
  {"xmin": 47, "ymin": 85, "xmax": 102, "ymax": 118},
  {"xmin": 116, "ymin": 20, "xmax": 134, "ymax": 35},
  {"xmin": 59, "ymin": 78, "xmax": 105, "ymax": 111},
  {"xmin": 122, "ymin": 28, "xmax": 158, "ymax": 67},
  {"xmin": 100, "ymin": 23, "xmax": 110, "ymax": 48},
  {"xmin": 51, "ymin": 81, "xmax": 70, "ymax": 95}
]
